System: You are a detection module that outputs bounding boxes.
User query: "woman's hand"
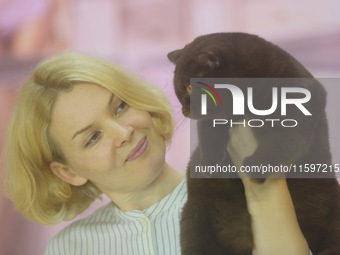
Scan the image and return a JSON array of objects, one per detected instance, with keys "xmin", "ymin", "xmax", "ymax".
[{"xmin": 226, "ymin": 125, "xmax": 310, "ymax": 255}]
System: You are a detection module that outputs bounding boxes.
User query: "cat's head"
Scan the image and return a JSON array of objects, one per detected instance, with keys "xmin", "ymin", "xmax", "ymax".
[
  {"xmin": 167, "ymin": 33, "xmax": 267, "ymax": 118},
  {"xmin": 167, "ymin": 32, "xmax": 312, "ymax": 118},
  {"xmin": 167, "ymin": 34, "xmax": 227, "ymax": 117},
  {"xmin": 168, "ymin": 50, "xmax": 223, "ymax": 117}
]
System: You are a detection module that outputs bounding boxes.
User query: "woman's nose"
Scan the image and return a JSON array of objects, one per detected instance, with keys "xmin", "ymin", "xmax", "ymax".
[{"xmin": 109, "ymin": 121, "xmax": 134, "ymax": 147}]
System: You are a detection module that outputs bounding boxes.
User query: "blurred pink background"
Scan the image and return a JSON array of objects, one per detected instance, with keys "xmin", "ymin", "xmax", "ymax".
[{"xmin": 0, "ymin": 0, "xmax": 339, "ymax": 254}]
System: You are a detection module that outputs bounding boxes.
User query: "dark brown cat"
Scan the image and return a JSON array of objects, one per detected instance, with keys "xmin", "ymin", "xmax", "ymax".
[{"xmin": 167, "ymin": 32, "xmax": 340, "ymax": 255}]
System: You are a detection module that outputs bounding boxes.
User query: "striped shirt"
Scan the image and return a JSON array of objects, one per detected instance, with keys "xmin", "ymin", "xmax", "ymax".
[
  {"xmin": 45, "ymin": 179, "xmax": 314, "ymax": 255},
  {"xmin": 45, "ymin": 179, "xmax": 187, "ymax": 255}
]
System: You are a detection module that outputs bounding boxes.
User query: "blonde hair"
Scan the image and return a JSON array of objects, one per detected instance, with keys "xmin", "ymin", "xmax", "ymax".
[{"xmin": 4, "ymin": 51, "xmax": 173, "ymax": 225}]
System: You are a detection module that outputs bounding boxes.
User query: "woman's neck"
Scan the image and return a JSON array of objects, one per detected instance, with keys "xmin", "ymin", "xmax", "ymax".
[{"xmin": 108, "ymin": 164, "xmax": 184, "ymax": 212}]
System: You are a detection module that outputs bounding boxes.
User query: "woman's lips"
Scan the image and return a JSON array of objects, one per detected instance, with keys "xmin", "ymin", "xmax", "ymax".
[{"xmin": 126, "ymin": 137, "xmax": 148, "ymax": 162}]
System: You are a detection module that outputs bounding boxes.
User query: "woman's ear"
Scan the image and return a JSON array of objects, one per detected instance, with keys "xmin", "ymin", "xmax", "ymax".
[{"xmin": 50, "ymin": 161, "xmax": 88, "ymax": 186}]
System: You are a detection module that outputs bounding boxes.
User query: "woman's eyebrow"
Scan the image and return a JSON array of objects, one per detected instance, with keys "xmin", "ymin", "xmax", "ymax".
[{"xmin": 71, "ymin": 93, "xmax": 115, "ymax": 140}]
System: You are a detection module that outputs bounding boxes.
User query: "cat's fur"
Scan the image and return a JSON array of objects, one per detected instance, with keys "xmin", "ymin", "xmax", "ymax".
[{"xmin": 167, "ymin": 32, "xmax": 340, "ymax": 255}]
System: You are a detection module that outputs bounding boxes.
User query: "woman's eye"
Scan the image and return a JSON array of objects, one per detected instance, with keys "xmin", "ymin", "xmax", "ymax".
[
  {"xmin": 114, "ymin": 100, "xmax": 128, "ymax": 115},
  {"xmin": 84, "ymin": 131, "xmax": 102, "ymax": 148}
]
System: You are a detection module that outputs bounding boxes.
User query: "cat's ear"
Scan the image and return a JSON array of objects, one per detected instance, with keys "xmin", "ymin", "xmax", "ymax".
[
  {"xmin": 196, "ymin": 51, "xmax": 220, "ymax": 70},
  {"xmin": 167, "ymin": 49, "xmax": 182, "ymax": 63}
]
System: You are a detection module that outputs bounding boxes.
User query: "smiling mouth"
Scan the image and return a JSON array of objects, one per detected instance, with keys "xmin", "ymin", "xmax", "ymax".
[{"xmin": 126, "ymin": 137, "xmax": 148, "ymax": 162}]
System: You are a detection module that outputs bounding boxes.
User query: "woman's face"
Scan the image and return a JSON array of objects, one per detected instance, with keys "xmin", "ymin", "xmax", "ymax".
[{"xmin": 49, "ymin": 83, "xmax": 167, "ymax": 196}]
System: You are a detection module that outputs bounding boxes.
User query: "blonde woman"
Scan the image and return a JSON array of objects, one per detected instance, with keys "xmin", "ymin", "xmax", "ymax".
[{"xmin": 4, "ymin": 52, "xmax": 311, "ymax": 255}]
